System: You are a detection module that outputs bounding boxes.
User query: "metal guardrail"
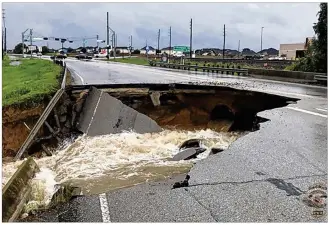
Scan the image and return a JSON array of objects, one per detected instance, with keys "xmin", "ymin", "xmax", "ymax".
[
  {"xmin": 150, "ymin": 61, "xmax": 249, "ymax": 76},
  {"xmin": 14, "ymin": 89, "xmax": 65, "ymax": 160},
  {"xmin": 61, "ymin": 61, "xmax": 67, "ymax": 89},
  {"xmin": 14, "ymin": 60, "xmax": 67, "ymax": 161},
  {"xmin": 314, "ymin": 74, "xmax": 327, "ymax": 82}
]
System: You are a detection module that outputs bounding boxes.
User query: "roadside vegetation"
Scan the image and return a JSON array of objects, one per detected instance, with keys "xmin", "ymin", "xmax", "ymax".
[
  {"xmin": 2, "ymin": 57, "xmax": 62, "ymax": 107},
  {"xmin": 288, "ymin": 3, "xmax": 327, "ymax": 73}
]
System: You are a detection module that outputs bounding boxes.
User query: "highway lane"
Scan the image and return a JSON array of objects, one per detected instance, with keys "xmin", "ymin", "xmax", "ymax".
[
  {"xmin": 65, "ymin": 58, "xmax": 327, "ymax": 99},
  {"xmin": 37, "ymin": 59, "xmax": 327, "ymax": 222}
]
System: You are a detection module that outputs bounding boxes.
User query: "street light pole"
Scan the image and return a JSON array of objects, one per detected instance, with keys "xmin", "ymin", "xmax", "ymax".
[
  {"xmin": 169, "ymin": 26, "xmax": 171, "ymax": 63},
  {"xmin": 190, "ymin": 18, "xmax": 192, "ymax": 59},
  {"xmin": 107, "ymin": 12, "xmax": 109, "ymax": 58},
  {"xmin": 157, "ymin": 29, "xmax": 160, "ymax": 57},
  {"xmin": 261, "ymin": 26, "xmax": 264, "ymax": 52}
]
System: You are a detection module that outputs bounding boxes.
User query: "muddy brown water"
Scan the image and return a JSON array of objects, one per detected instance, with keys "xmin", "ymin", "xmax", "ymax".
[{"xmin": 3, "ymin": 129, "xmax": 242, "ymax": 214}]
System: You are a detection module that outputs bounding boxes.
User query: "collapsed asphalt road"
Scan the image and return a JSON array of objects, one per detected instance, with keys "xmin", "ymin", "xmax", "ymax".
[{"xmin": 25, "ymin": 60, "xmax": 327, "ymax": 222}]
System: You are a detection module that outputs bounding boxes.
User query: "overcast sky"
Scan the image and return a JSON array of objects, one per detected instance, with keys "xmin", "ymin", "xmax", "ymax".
[{"xmin": 3, "ymin": 2, "xmax": 320, "ymax": 51}]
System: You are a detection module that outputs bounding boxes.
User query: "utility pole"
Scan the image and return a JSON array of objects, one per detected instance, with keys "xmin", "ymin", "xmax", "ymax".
[
  {"xmin": 190, "ymin": 18, "xmax": 192, "ymax": 59},
  {"xmin": 107, "ymin": 12, "xmax": 109, "ymax": 58},
  {"xmin": 115, "ymin": 33, "xmax": 117, "ymax": 59},
  {"xmin": 130, "ymin": 35, "xmax": 132, "ymax": 53},
  {"xmin": 223, "ymin": 24, "xmax": 225, "ymax": 59},
  {"xmin": 261, "ymin": 26, "xmax": 264, "ymax": 52},
  {"xmin": 128, "ymin": 36, "xmax": 131, "ymax": 58},
  {"xmin": 237, "ymin": 40, "xmax": 240, "ymax": 58},
  {"xmin": 157, "ymin": 29, "xmax": 160, "ymax": 57},
  {"xmin": 22, "ymin": 29, "xmax": 28, "ymax": 58},
  {"xmin": 169, "ymin": 26, "xmax": 171, "ymax": 63},
  {"xmin": 129, "ymin": 35, "xmax": 132, "ymax": 58},
  {"xmin": 2, "ymin": 8, "xmax": 5, "ymax": 56},
  {"xmin": 30, "ymin": 29, "xmax": 33, "ymax": 59},
  {"xmin": 146, "ymin": 39, "xmax": 148, "ymax": 60}
]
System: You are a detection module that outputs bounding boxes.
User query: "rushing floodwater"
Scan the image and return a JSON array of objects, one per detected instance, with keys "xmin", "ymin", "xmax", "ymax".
[{"xmin": 2, "ymin": 129, "xmax": 241, "ymax": 213}]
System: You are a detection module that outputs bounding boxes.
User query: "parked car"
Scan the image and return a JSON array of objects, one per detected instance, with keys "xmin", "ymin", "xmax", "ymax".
[{"xmin": 76, "ymin": 53, "xmax": 92, "ymax": 60}]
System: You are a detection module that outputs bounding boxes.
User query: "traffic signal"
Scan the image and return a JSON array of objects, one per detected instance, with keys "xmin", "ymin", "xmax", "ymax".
[
  {"xmin": 43, "ymin": 37, "xmax": 48, "ymax": 40},
  {"xmin": 55, "ymin": 38, "xmax": 59, "ymax": 41}
]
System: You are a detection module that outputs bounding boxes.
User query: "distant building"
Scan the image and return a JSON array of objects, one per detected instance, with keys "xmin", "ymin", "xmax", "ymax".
[
  {"xmin": 140, "ymin": 46, "xmax": 156, "ymax": 55},
  {"xmin": 25, "ymin": 45, "xmax": 42, "ymax": 53},
  {"xmin": 161, "ymin": 47, "xmax": 173, "ymax": 55},
  {"xmin": 116, "ymin": 47, "xmax": 130, "ymax": 54},
  {"xmin": 279, "ymin": 37, "xmax": 314, "ymax": 60}
]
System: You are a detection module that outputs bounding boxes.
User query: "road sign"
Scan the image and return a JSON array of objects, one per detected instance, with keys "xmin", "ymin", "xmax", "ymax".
[{"xmin": 173, "ymin": 46, "xmax": 190, "ymax": 52}]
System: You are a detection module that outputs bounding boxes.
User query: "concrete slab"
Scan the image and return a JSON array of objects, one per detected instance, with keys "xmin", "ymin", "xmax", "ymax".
[
  {"xmin": 171, "ymin": 147, "xmax": 206, "ymax": 161},
  {"xmin": 133, "ymin": 113, "xmax": 162, "ymax": 134},
  {"xmin": 77, "ymin": 87, "xmax": 102, "ymax": 133},
  {"xmin": 77, "ymin": 87, "xmax": 161, "ymax": 136}
]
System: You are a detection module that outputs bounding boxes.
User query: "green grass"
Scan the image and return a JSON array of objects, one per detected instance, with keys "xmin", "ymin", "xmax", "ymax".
[
  {"xmin": 107, "ymin": 57, "xmax": 150, "ymax": 66},
  {"xmin": 2, "ymin": 58, "xmax": 62, "ymax": 107}
]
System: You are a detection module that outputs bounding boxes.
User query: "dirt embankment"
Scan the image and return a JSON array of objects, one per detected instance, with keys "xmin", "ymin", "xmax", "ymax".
[{"xmin": 2, "ymin": 105, "xmax": 45, "ymax": 158}]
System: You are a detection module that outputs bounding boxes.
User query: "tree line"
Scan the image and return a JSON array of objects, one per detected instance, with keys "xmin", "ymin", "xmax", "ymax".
[{"xmin": 291, "ymin": 3, "xmax": 327, "ymax": 73}]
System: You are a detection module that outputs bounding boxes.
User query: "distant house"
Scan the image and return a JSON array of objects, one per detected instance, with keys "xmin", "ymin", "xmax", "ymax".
[
  {"xmin": 116, "ymin": 46, "xmax": 131, "ymax": 54},
  {"xmin": 161, "ymin": 47, "xmax": 173, "ymax": 55},
  {"xmin": 199, "ymin": 48, "xmax": 222, "ymax": 56},
  {"xmin": 140, "ymin": 46, "xmax": 156, "ymax": 55},
  {"xmin": 241, "ymin": 48, "xmax": 256, "ymax": 56}
]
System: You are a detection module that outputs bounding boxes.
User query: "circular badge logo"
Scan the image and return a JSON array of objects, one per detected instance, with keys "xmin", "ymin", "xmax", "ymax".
[{"xmin": 303, "ymin": 183, "xmax": 327, "ymax": 218}]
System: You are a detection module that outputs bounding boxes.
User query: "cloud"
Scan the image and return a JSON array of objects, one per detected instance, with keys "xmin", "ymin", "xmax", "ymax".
[{"xmin": 3, "ymin": 2, "xmax": 320, "ymax": 51}]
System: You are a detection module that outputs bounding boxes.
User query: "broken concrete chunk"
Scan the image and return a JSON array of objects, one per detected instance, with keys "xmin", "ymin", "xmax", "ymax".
[
  {"xmin": 179, "ymin": 139, "xmax": 202, "ymax": 150},
  {"xmin": 210, "ymin": 147, "xmax": 225, "ymax": 155},
  {"xmin": 171, "ymin": 147, "xmax": 206, "ymax": 161},
  {"xmin": 77, "ymin": 87, "xmax": 162, "ymax": 136},
  {"xmin": 150, "ymin": 92, "xmax": 161, "ymax": 106}
]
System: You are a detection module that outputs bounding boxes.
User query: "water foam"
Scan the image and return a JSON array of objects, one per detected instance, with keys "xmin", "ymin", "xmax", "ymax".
[{"xmin": 2, "ymin": 129, "xmax": 241, "ymax": 211}]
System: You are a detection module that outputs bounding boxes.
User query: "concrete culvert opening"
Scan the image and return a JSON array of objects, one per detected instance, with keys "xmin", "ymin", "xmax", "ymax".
[{"xmin": 2, "ymin": 84, "xmax": 300, "ymax": 220}]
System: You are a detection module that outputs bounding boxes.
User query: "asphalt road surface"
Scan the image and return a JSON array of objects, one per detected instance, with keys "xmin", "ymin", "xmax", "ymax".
[{"xmin": 39, "ymin": 59, "xmax": 327, "ymax": 222}]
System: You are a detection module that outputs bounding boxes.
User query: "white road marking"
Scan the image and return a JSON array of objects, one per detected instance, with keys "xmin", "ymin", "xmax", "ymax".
[
  {"xmin": 287, "ymin": 107, "xmax": 328, "ymax": 118},
  {"xmin": 67, "ymin": 66, "xmax": 85, "ymax": 84},
  {"xmin": 99, "ymin": 193, "xmax": 111, "ymax": 223},
  {"xmin": 316, "ymin": 108, "xmax": 328, "ymax": 112}
]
